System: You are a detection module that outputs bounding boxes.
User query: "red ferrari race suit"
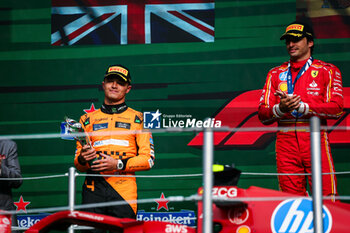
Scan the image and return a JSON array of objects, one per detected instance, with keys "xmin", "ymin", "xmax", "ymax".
[
  {"xmin": 258, "ymin": 58, "xmax": 343, "ymax": 199},
  {"xmin": 74, "ymin": 103, "xmax": 155, "ymax": 218}
]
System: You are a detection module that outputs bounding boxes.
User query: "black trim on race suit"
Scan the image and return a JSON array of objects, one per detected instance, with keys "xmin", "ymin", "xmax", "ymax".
[{"xmin": 101, "ymin": 103, "xmax": 128, "ymax": 114}]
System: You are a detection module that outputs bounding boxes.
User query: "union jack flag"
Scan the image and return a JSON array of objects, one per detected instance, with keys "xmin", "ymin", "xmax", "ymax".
[{"xmin": 51, "ymin": 0, "xmax": 215, "ymax": 45}]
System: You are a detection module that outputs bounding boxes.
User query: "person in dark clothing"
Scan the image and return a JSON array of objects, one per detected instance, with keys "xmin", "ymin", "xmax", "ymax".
[{"xmin": 0, "ymin": 140, "xmax": 23, "ymax": 226}]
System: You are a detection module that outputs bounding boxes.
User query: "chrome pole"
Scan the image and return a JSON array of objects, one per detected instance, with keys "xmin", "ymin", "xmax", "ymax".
[
  {"xmin": 310, "ymin": 116, "xmax": 323, "ymax": 233},
  {"xmin": 202, "ymin": 128, "xmax": 213, "ymax": 233},
  {"xmin": 68, "ymin": 167, "xmax": 76, "ymax": 233}
]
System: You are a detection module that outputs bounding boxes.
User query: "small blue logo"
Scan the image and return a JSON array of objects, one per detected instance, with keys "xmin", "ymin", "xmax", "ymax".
[
  {"xmin": 60, "ymin": 122, "xmax": 75, "ymax": 140},
  {"xmin": 17, "ymin": 213, "xmax": 50, "ymax": 228},
  {"xmin": 271, "ymin": 198, "xmax": 332, "ymax": 233},
  {"xmin": 279, "ymin": 71, "xmax": 288, "ymax": 81},
  {"xmin": 144, "ymin": 110, "xmax": 161, "ymax": 129},
  {"xmin": 291, "ymin": 101, "xmax": 304, "ymax": 118},
  {"xmin": 291, "ymin": 110, "xmax": 303, "ymax": 118},
  {"xmin": 93, "ymin": 123, "xmax": 108, "ymax": 131}
]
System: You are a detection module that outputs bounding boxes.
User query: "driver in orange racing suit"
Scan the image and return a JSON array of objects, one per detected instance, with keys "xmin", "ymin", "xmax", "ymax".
[{"xmin": 74, "ymin": 65, "xmax": 155, "ymax": 219}]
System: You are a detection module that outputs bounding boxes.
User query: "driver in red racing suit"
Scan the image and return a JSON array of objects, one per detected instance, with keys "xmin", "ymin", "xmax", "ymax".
[
  {"xmin": 74, "ymin": 65, "xmax": 155, "ymax": 220},
  {"xmin": 258, "ymin": 21, "xmax": 343, "ymax": 201}
]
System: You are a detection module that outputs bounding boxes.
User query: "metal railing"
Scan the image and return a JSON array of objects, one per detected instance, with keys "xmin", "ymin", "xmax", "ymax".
[
  {"xmin": 310, "ymin": 116, "xmax": 324, "ymax": 233},
  {"xmin": 1, "ymin": 117, "xmax": 339, "ymax": 232},
  {"xmin": 200, "ymin": 116, "xmax": 325, "ymax": 233}
]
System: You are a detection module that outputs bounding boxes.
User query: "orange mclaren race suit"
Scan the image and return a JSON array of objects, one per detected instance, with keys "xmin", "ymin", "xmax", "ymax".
[
  {"xmin": 74, "ymin": 103, "xmax": 155, "ymax": 218},
  {"xmin": 258, "ymin": 58, "xmax": 343, "ymax": 200}
]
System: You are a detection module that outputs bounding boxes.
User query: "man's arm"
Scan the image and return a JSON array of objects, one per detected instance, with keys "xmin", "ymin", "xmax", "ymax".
[
  {"xmin": 258, "ymin": 71, "xmax": 285, "ymax": 125},
  {"xmin": 0, "ymin": 140, "xmax": 22, "ymax": 189},
  {"xmin": 275, "ymin": 91, "xmax": 302, "ymax": 113},
  {"xmin": 90, "ymin": 129, "xmax": 155, "ymax": 173},
  {"xmin": 306, "ymin": 66, "xmax": 343, "ymax": 119},
  {"xmin": 74, "ymin": 115, "xmax": 95, "ymax": 172},
  {"xmin": 123, "ymin": 130, "xmax": 155, "ymax": 172}
]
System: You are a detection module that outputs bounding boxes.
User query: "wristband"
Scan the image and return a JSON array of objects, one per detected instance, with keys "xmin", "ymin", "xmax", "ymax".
[
  {"xmin": 273, "ymin": 104, "xmax": 285, "ymax": 118},
  {"xmin": 297, "ymin": 102, "xmax": 309, "ymax": 115}
]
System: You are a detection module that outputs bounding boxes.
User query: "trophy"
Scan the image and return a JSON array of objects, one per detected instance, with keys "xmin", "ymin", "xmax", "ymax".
[
  {"xmin": 63, "ymin": 116, "xmax": 90, "ymax": 146},
  {"xmin": 62, "ymin": 117, "xmax": 97, "ymax": 165}
]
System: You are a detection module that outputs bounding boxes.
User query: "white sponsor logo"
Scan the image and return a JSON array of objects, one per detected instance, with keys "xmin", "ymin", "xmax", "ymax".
[
  {"xmin": 163, "ymin": 118, "xmax": 221, "ymax": 128},
  {"xmin": 93, "ymin": 139, "xmax": 129, "ymax": 147},
  {"xmin": 333, "ymin": 92, "xmax": 343, "ymax": 97},
  {"xmin": 333, "ymin": 82, "xmax": 342, "ymax": 87},
  {"xmin": 2, "ymin": 218, "xmax": 10, "ymax": 225},
  {"xmin": 309, "ymin": 80, "xmax": 318, "ymax": 88},
  {"xmin": 137, "ymin": 211, "xmax": 194, "ymax": 226},
  {"xmin": 148, "ymin": 158, "xmax": 154, "ymax": 168},
  {"xmin": 307, "ymin": 91, "xmax": 319, "ymax": 96},
  {"xmin": 212, "ymin": 187, "xmax": 237, "ymax": 198},
  {"xmin": 306, "ymin": 81, "xmax": 320, "ymax": 91},
  {"xmin": 228, "ymin": 208, "xmax": 249, "ymax": 225},
  {"xmin": 334, "ymin": 87, "xmax": 342, "ymax": 92},
  {"xmin": 165, "ymin": 224, "xmax": 188, "ymax": 233},
  {"xmin": 68, "ymin": 211, "xmax": 104, "ymax": 222}
]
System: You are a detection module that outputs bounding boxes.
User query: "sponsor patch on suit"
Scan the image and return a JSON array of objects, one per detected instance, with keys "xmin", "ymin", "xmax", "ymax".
[
  {"xmin": 93, "ymin": 123, "xmax": 108, "ymax": 131},
  {"xmin": 83, "ymin": 117, "xmax": 90, "ymax": 126},
  {"xmin": 115, "ymin": 122, "xmax": 131, "ymax": 129}
]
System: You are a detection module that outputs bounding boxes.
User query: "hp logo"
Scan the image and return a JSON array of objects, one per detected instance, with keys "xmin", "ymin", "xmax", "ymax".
[{"xmin": 271, "ymin": 198, "xmax": 332, "ymax": 233}]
